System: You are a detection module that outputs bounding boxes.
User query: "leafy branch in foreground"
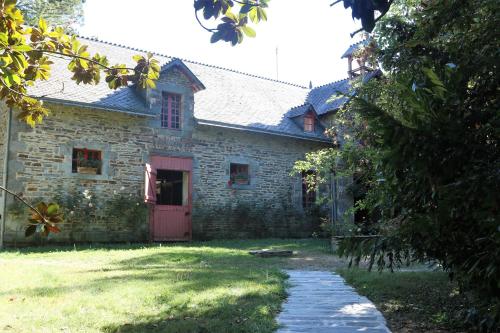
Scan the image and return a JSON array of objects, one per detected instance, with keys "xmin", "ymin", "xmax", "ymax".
[
  {"xmin": 194, "ymin": 0, "xmax": 394, "ymax": 45},
  {"xmin": 0, "ymin": 0, "xmax": 160, "ymax": 127},
  {"xmin": 0, "ymin": 0, "xmax": 161, "ymax": 238},
  {"xmin": 0, "ymin": 185, "xmax": 62, "ymax": 237}
]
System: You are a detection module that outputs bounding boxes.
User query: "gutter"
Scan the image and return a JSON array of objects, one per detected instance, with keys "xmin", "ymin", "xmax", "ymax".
[
  {"xmin": 0, "ymin": 108, "xmax": 12, "ymax": 249},
  {"xmin": 196, "ymin": 119, "xmax": 332, "ymax": 144},
  {"xmin": 42, "ymin": 98, "xmax": 156, "ymax": 118}
]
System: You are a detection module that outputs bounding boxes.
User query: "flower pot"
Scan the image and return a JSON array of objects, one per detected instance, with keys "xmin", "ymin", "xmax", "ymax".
[
  {"xmin": 235, "ymin": 178, "xmax": 249, "ymax": 185},
  {"xmin": 77, "ymin": 166, "xmax": 98, "ymax": 174}
]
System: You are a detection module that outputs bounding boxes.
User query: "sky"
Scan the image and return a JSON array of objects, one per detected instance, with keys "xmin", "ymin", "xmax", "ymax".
[{"xmin": 80, "ymin": 0, "xmax": 363, "ymax": 87}]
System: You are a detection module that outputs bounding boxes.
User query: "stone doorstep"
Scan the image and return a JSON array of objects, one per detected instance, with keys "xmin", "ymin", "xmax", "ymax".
[{"xmin": 248, "ymin": 249, "xmax": 294, "ymax": 257}]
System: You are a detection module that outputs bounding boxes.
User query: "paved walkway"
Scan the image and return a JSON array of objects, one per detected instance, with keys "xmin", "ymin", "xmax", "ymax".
[{"xmin": 277, "ymin": 270, "xmax": 391, "ymax": 333}]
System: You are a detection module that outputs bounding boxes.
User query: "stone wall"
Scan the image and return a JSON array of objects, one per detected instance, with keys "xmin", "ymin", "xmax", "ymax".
[
  {"xmin": 2, "ymin": 68, "xmax": 334, "ymax": 244},
  {"xmin": 190, "ymin": 125, "xmax": 326, "ymax": 239}
]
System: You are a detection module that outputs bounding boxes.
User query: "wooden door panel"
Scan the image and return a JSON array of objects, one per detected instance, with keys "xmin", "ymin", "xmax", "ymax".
[
  {"xmin": 154, "ymin": 206, "xmax": 189, "ymax": 240},
  {"xmin": 148, "ymin": 156, "xmax": 192, "ymax": 241}
]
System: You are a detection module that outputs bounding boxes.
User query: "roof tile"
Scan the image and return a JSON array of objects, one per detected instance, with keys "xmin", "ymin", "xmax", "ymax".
[{"xmin": 27, "ymin": 37, "xmax": 350, "ymax": 141}]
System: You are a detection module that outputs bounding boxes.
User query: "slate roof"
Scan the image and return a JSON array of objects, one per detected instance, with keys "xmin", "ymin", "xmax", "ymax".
[
  {"xmin": 287, "ymin": 104, "xmax": 314, "ymax": 118},
  {"xmin": 306, "ymin": 79, "xmax": 351, "ymax": 115},
  {"xmin": 27, "ymin": 37, "xmax": 352, "ymax": 142}
]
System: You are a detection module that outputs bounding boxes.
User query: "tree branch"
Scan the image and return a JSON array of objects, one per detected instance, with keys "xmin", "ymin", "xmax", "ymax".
[
  {"xmin": 0, "ymin": 185, "xmax": 48, "ymax": 224},
  {"xmin": 33, "ymin": 49, "xmax": 134, "ymax": 72},
  {"xmin": 194, "ymin": 9, "xmax": 218, "ymax": 33},
  {"xmin": 349, "ymin": 0, "xmax": 394, "ymax": 37},
  {"xmin": 233, "ymin": 0, "xmax": 262, "ymax": 6}
]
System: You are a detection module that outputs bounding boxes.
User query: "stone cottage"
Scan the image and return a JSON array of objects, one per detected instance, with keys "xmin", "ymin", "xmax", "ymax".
[{"xmin": 0, "ymin": 38, "xmax": 370, "ymax": 244}]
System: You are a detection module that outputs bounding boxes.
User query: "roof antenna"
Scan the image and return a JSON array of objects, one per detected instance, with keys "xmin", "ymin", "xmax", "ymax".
[
  {"xmin": 275, "ymin": 46, "xmax": 279, "ymax": 80},
  {"xmin": 309, "ymin": 81, "xmax": 313, "ymax": 89}
]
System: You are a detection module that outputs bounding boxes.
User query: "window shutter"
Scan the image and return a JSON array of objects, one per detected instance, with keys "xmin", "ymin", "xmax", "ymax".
[{"xmin": 144, "ymin": 163, "xmax": 157, "ymax": 204}]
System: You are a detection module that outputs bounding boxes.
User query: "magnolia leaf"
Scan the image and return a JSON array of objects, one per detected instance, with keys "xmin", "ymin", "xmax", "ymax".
[
  {"xmin": 241, "ymin": 26, "xmax": 256, "ymax": 38},
  {"xmin": 25, "ymin": 225, "xmax": 37, "ymax": 237},
  {"xmin": 12, "ymin": 44, "xmax": 32, "ymax": 52},
  {"xmin": 240, "ymin": 4, "xmax": 252, "ymax": 14},
  {"xmin": 225, "ymin": 10, "xmax": 238, "ymax": 22},
  {"xmin": 46, "ymin": 224, "xmax": 61, "ymax": 234},
  {"xmin": 46, "ymin": 203, "xmax": 60, "ymax": 215},
  {"xmin": 132, "ymin": 55, "xmax": 143, "ymax": 62},
  {"xmin": 38, "ymin": 18, "xmax": 47, "ymax": 32}
]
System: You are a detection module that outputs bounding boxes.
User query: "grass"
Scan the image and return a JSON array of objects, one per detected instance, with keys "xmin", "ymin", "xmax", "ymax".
[
  {"xmin": 1, "ymin": 239, "xmax": 475, "ymax": 332},
  {"xmin": 337, "ymin": 268, "xmax": 471, "ymax": 332},
  {"xmin": 0, "ymin": 239, "xmax": 330, "ymax": 333}
]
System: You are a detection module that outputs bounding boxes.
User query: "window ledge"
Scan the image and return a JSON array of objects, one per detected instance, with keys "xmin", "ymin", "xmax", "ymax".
[
  {"xmin": 226, "ymin": 183, "xmax": 256, "ymax": 190},
  {"xmin": 70, "ymin": 173, "xmax": 110, "ymax": 181}
]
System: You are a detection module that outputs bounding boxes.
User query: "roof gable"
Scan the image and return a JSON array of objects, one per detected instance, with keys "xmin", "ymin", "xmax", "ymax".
[
  {"xmin": 341, "ymin": 39, "xmax": 371, "ymax": 59},
  {"xmin": 160, "ymin": 58, "xmax": 205, "ymax": 92},
  {"xmin": 306, "ymin": 79, "xmax": 351, "ymax": 115}
]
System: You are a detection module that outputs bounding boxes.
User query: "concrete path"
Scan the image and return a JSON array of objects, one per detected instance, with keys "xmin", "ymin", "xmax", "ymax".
[{"xmin": 277, "ymin": 270, "xmax": 391, "ymax": 333}]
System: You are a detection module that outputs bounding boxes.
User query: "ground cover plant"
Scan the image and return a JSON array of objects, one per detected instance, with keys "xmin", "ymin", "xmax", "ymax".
[
  {"xmin": 339, "ymin": 268, "xmax": 474, "ymax": 333},
  {"xmin": 0, "ymin": 239, "xmax": 329, "ymax": 333}
]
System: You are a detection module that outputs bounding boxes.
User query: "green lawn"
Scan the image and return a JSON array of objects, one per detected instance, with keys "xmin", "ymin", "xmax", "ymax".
[
  {"xmin": 338, "ymin": 268, "xmax": 471, "ymax": 332},
  {"xmin": 1, "ymin": 240, "xmax": 473, "ymax": 332},
  {"xmin": 0, "ymin": 239, "xmax": 330, "ymax": 333}
]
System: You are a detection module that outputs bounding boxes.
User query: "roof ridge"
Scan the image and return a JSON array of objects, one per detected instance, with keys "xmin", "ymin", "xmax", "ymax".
[
  {"xmin": 289, "ymin": 102, "xmax": 311, "ymax": 111},
  {"xmin": 77, "ymin": 35, "xmax": 308, "ymax": 89},
  {"xmin": 345, "ymin": 38, "xmax": 369, "ymax": 49},
  {"xmin": 313, "ymin": 77, "xmax": 349, "ymax": 90}
]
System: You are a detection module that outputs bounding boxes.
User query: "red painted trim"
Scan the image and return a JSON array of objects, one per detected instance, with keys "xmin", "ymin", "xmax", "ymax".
[{"xmin": 149, "ymin": 156, "xmax": 193, "ymax": 241}]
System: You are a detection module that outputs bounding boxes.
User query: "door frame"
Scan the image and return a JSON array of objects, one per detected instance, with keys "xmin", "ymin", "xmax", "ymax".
[{"xmin": 148, "ymin": 155, "xmax": 193, "ymax": 241}]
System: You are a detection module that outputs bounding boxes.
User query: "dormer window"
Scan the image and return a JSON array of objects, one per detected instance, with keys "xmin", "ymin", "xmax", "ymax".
[
  {"xmin": 161, "ymin": 92, "xmax": 181, "ymax": 129},
  {"xmin": 304, "ymin": 113, "xmax": 315, "ymax": 132}
]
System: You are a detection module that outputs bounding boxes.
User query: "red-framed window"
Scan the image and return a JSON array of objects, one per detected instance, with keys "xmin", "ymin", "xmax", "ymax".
[
  {"xmin": 302, "ymin": 170, "xmax": 316, "ymax": 208},
  {"xmin": 230, "ymin": 163, "xmax": 250, "ymax": 185},
  {"xmin": 161, "ymin": 92, "xmax": 181, "ymax": 129},
  {"xmin": 72, "ymin": 148, "xmax": 102, "ymax": 174},
  {"xmin": 304, "ymin": 113, "xmax": 315, "ymax": 132}
]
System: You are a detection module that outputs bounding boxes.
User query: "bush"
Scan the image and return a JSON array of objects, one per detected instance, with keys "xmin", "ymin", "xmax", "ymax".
[{"xmin": 192, "ymin": 199, "xmax": 322, "ymax": 239}]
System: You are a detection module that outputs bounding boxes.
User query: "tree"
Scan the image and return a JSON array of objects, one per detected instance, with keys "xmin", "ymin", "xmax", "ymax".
[
  {"xmin": 17, "ymin": 0, "xmax": 85, "ymax": 33},
  {"xmin": 295, "ymin": 0, "xmax": 499, "ymax": 329},
  {"xmin": 0, "ymin": 0, "xmax": 160, "ymax": 238},
  {"xmin": 193, "ymin": 0, "xmax": 394, "ymax": 45}
]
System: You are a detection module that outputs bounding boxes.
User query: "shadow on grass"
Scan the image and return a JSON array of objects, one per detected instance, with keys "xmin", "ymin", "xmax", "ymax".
[
  {"xmin": 101, "ymin": 290, "xmax": 285, "ymax": 333},
  {"xmin": 1, "ymin": 247, "xmax": 288, "ymax": 333},
  {"xmin": 1, "ymin": 248, "xmax": 285, "ymax": 295},
  {"xmin": 338, "ymin": 269, "xmax": 470, "ymax": 332},
  {"xmin": 2, "ymin": 238, "xmax": 330, "ymax": 255}
]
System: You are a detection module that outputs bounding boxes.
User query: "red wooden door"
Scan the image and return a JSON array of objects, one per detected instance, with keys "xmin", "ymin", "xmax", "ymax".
[{"xmin": 145, "ymin": 156, "xmax": 192, "ymax": 241}]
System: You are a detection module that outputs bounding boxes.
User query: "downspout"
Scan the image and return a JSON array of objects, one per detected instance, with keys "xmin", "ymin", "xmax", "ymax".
[{"xmin": 0, "ymin": 108, "xmax": 12, "ymax": 249}]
